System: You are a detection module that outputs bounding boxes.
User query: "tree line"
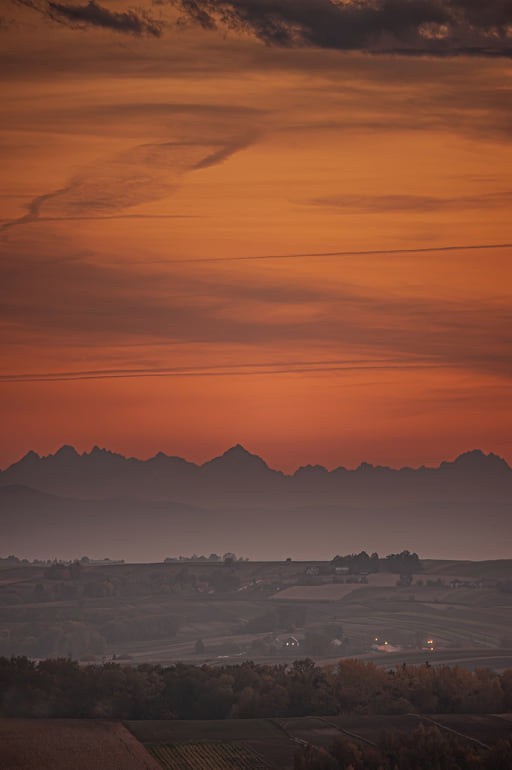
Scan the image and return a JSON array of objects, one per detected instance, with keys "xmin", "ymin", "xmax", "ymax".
[
  {"xmin": 1, "ymin": 657, "xmax": 512, "ymax": 720},
  {"xmin": 331, "ymin": 551, "xmax": 422, "ymax": 574}
]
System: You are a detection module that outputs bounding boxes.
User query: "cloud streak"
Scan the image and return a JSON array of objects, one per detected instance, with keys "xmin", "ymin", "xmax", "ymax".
[
  {"xmin": 170, "ymin": 0, "xmax": 512, "ymax": 57},
  {"xmin": 1, "ymin": 243, "xmax": 512, "ymax": 379},
  {"xmin": 0, "ymin": 358, "xmax": 446, "ymax": 383},
  {"xmin": 0, "ymin": 133, "xmax": 256, "ymax": 234},
  {"xmin": 311, "ymin": 191, "xmax": 512, "ymax": 214}
]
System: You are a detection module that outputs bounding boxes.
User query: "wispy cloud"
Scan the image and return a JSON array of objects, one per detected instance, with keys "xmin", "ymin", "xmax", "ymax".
[
  {"xmin": 1, "ymin": 242, "xmax": 511, "ymax": 378},
  {"xmin": 170, "ymin": 0, "xmax": 512, "ymax": 57},
  {"xmin": 310, "ymin": 191, "xmax": 512, "ymax": 214}
]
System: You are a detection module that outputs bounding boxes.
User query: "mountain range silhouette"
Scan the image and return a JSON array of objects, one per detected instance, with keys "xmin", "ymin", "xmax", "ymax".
[{"xmin": 0, "ymin": 446, "xmax": 510, "ymax": 562}]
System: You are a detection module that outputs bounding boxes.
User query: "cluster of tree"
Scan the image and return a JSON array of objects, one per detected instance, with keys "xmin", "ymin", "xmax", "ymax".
[
  {"xmin": 0, "ymin": 556, "xmax": 123, "ymax": 568},
  {"xmin": 1, "ymin": 657, "xmax": 512, "ymax": 720},
  {"xmin": 385, "ymin": 551, "xmax": 422, "ymax": 575},
  {"xmin": 0, "ymin": 622, "xmax": 107, "ymax": 660},
  {"xmin": 294, "ymin": 726, "xmax": 512, "ymax": 770},
  {"xmin": 164, "ymin": 553, "xmax": 249, "ymax": 563},
  {"xmin": 0, "ymin": 611, "xmax": 180, "ymax": 659},
  {"xmin": 332, "ymin": 552, "xmax": 381, "ymax": 573},
  {"xmin": 0, "ymin": 555, "xmax": 49, "ymax": 567},
  {"xmin": 331, "ymin": 551, "xmax": 422, "ymax": 575}
]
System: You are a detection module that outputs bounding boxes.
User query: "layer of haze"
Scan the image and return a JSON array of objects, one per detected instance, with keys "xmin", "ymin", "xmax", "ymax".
[{"xmin": 1, "ymin": 1, "xmax": 512, "ymax": 472}]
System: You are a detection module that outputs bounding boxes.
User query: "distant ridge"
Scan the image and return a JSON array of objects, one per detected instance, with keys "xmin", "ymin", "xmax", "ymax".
[
  {"xmin": 0, "ymin": 443, "xmax": 510, "ymax": 506},
  {"xmin": 0, "ymin": 445, "xmax": 510, "ymax": 562},
  {"xmin": 2, "ymin": 444, "xmax": 510, "ymax": 476}
]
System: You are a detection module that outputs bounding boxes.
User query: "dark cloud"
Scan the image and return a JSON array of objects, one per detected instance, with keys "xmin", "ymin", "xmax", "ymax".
[
  {"xmin": 15, "ymin": 0, "xmax": 163, "ymax": 36},
  {"xmin": 47, "ymin": 0, "xmax": 162, "ymax": 36},
  {"xmin": 170, "ymin": 0, "xmax": 512, "ymax": 56}
]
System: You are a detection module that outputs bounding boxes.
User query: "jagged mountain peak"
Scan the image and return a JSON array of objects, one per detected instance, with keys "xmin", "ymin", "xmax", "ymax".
[
  {"xmin": 52, "ymin": 445, "xmax": 79, "ymax": 459},
  {"xmin": 293, "ymin": 464, "xmax": 329, "ymax": 477},
  {"xmin": 356, "ymin": 461, "xmax": 375, "ymax": 472},
  {"xmin": 443, "ymin": 449, "xmax": 510, "ymax": 472},
  {"xmin": 202, "ymin": 444, "xmax": 273, "ymax": 472},
  {"xmin": 85, "ymin": 446, "xmax": 126, "ymax": 462},
  {"xmin": 88, "ymin": 445, "xmax": 110, "ymax": 456},
  {"xmin": 225, "ymin": 443, "xmax": 252, "ymax": 456},
  {"xmin": 146, "ymin": 452, "xmax": 198, "ymax": 470},
  {"xmin": 1, "ymin": 446, "xmax": 510, "ymax": 498},
  {"xmin": 16, "ymin": 450, "xmax": 40, "ymax": 465}
]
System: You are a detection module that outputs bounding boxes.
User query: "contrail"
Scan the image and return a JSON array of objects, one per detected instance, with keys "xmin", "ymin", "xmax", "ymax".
[
  {"xmin": 130, "ymin": 241, "xmax": 512, "ymax": 265},
  {"xmin": 0, "ymin": 358, "xmax": 449, "ymax": 384}
]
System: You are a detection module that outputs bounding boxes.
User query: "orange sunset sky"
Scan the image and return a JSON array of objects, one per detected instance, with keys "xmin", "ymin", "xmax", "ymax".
[{"xmin": 1, "ymin": 0, "xmax": 511, "ymax": 472}]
